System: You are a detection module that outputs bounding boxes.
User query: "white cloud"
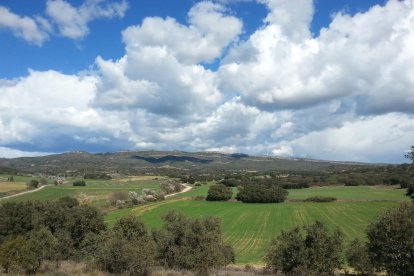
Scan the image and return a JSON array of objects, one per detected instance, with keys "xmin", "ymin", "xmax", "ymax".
[
  {"xmin": 46, "ymin": 0, "xmax": 128, "ymax": 40},
  {"xmin": 122, "ymin": 1, "xmax": 242, "ymax": 64},
  {"xmin": 0, "ymin": 6, "xmax": 49, "ymax": 45},
  {"xmin": 0, "ymin": 147, "xmax": 53, "ymax": 158},
  {"xmin": 220, "ymin": 0, "xmax": 414, "ymax": 113},
  {"xmin": 278, "ymin": 113, "xmax": 414, "ymax": 163},
  {"xmin": 1, "ymin": 0, "xmax": 414, "ymax": 163}
]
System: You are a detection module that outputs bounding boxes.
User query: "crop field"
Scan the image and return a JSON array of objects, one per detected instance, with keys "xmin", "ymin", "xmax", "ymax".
[
  {"xmin": 0, "ymin": 181, "xmax": 27, "ymax": 193},
  {"xmin": 106, "ymin": 185, "xmax": 408, "ymax": 264},
  {"xmin": 2, "ymin": 177, "xmax": 164, "ymax": 208}
]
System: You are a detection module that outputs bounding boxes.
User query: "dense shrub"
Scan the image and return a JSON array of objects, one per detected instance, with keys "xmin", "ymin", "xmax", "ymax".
[
  {"xmin": 280, "ymin": 182, "xmax": 310, "ymax": 189},
  {"xmin": 220, "ymin": 178, "xmax": 240, "ymax": 187},
  {"xmin": 346, "ymin": 239, "xmax": 374, "ymax": 275},
  {"xmin": 72, "ymin": 180, "xmax": 86, "ymax": 186},
  {"xmin": 265, "ymin": 221, "xmax": 344, "ymax": 275},
  {"xmin": 92, "ymin": 216, "xmax": 156, "ymax": 275},
  {"xmin": 153, "ymin": 211, "xmax": 234, "ymax": 275},
  {"xmin": 27, "ymin": 179, "xmax": 39, "ymax": 188},
  {"xmin": 84, "ymin": 173, "xmax": 112, "ymax": 180},
  {"xmin": 108, "ymin": 191, "xmax": 129, "ymax": 206},
  {"xmin": 0, "ymin": 198, "xmax": 106, "ymax": 273},
  {"xmin": 367, "ymin": 202, "xmax": 414, "ymax": 275},
  {"xmin": 206, "ymin": 184, "xmax": 232, "ymax": 201},
  {"xmin": 160, "ymin": 181, "xmax": 184, "ymax": 194},
  {"xmin": 304, "ymin": 196, "xmax": 337, "ymax": 202},
  {"xmin": 236, "ymin": 185, "xmax": 288, "ymax": 203}
]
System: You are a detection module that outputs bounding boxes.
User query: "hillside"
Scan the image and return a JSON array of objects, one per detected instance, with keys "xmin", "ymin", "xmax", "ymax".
[{"xmin": 0, "ymin": 150, "xmax": 374, "ymax": 175}]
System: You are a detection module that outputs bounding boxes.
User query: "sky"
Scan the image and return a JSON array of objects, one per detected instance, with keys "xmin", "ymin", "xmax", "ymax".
[{"xmin": 0, "ymin": 0, "xmax": 413, "ymax": 163}]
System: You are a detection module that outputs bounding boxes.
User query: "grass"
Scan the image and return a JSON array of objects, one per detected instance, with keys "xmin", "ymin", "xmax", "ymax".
[
  {"xmin": 0, "ymin": 181, "xmax": 27, "ymax": 193},
  {"xmin": 2, "ymin": 178, "xmax": 164, "ymax": 208},
  {"xmin": 105, "ymin": 185, "xmax": 408, "ymax": 264},
  {"xmin": 287, "ymin": 185, "xmax": 405, "ymax": 201}
]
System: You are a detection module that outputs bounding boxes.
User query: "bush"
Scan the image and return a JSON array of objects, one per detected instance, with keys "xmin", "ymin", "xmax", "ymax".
[
  {"xmin": 304, "ymin": 196, "xmax": 337, "ymax": 202},
  {"xmin": 73, "ymin": 180, "xmax": 86, "ymax": 186},
  {"xmin": 39, "ymin": 178, "xmax": 48, "ymax": 185},
  {"xmin": 236, "ymin": 185, "xmax": 288, "ymax": 203},
  {"xmin": 84, "ymin": 173, "xmax": 112, "ymax": 180},
  {"xmin": 265, "ymin": 221, "xmax": 344, "ymax": 275},
  {"xmin": 367, "ymin": 202, "xmax": 414, "ymax": 275},
  {"xmin": 220, "ymin": 179, "xmax": 240, "ymax": 187},
  {"xmin": 109, "ymin": 191, "xmax": 129, "ymax": 206},
  {"xmin": 27, "ymin": 179, "xmax": 39, "ymax": 188},
  {"xmin": 92, "ymin": 216, "xmax": 156, "ymax": 275},
  {"xmin": 206, "ymin": 184, "xmax": 232, "ymax": 201},
  {"xmin": 346, "ymin": 239, "xmax": 374, "ymax": 275},
  {"xmin": 153, "ymin": 211, "xmax": 234, "ymax": 275}
]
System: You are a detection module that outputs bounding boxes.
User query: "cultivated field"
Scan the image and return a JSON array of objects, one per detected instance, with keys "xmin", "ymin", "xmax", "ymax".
[
  {"xmin": 106, "ymin": 184, "xmax": 407, "ymax": 264},
  {"xmin": 0, "ymin": 181, "xmax": 27, "ymax": 193},
  {"xmin": 2, "ymin": 177, "xmax": 165, "ymax": 208}
]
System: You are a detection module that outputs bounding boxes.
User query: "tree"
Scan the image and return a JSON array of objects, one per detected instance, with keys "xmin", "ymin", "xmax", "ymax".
[
  {"xmin": 72, "ymin": 180, "xmax": 86, "ymax": 186},
  {"xmin": 405, "ymin": 145, "xmax": 414, "ymax": 163},
  {"xmin": 8, "ymin": 176, "xmax": 14, "ymax": 182},
  {"xmin": 27, "ymin": 179, "xmax": 39, "ymax": 188},
  {"xmin": 346, "ymin": 239, "xmax": 374, "ymax": 275},
  {"xmin": 153, "ymin": 211, "xmax": 234, "ymax": 275},
  {"xmin": 66, "ymin": 205, "xmax": 106, "ymax": 247},
  {"xmin": 265, "ymin": 221, "xmax": 344, "ymax": 275},
  {"xmin": 0, "ymin": 236, "xmax": 28, "ymax": 273},
  {"xmin": 236, "ymin": 184, "xmax": 288, "ymax": 203},
  {"xmin": 92, "ymin": 216, "xmax": 156, "ymax": 275},
  {"xmin": 367, "ymin": 202, "xmax": 414, "ymax": 276},
  {"xmin": 206, "ymin": 184, "xmax": 232, "ymax": 201}
]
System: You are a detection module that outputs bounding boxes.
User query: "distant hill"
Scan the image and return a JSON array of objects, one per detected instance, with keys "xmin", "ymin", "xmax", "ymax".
[{"xmin": 0, "ymin": 150, "xmax": 376, "ymax": 175}]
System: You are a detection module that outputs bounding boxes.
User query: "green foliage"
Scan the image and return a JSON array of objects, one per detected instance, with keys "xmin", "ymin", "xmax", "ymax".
[
  {"xmin": 0, "ymin": 236, "xmax": 28, "ymax": 273},
  {"xmin": 220, "ymin": 178, "xmax": 240, "ymax": 187},
  {"xmin": 304, "ymin": 196, "xmax": 337, "ymax": 202},
  {"xmin": 367, "ymin": 202, "xmax": 414, "ymax": 276},
  {"xmin": 153, "ymin": 211, "xmax": 234, "ymax": 274},
  {"xmin": 92, "ymin": 216, "xmax": 156, "ymax": 276},
  {"xmin": 0, "ymin": 201, "xmax": 40, "ymax": 241},
  {"xmin": 72, "ymin": 180, "xmax": 86, "ymax": 186},
  {"xmin": 84, "ymin": 173, "xmax": 112, "ymax": 180},
  {"xmin": 206, "ymin": 184, "xmax": 232, "ymax": 201},
  {"xmin": 27, "ymin": 179, "xmax": 39, "ymax": 188},
  {"xmin": 8, "ymin": 176, "xmax": 14, "ymax": 182},
  {"xmin": 346, "ymin": 238, "xmax": 374, "ymax": 275},
  {"xmin": 39, "ymin": 178, "xmax": 48, "ymax": 185},
  {"xmin": 236, "ymin": 184, "xmax": 288, "ymax": 203},
  {"xmin": 66, "ymin": 205, "xmax": 106, "ymax": 247},
  {"xmin": 265, "ymin": 221, "xmax": 344, "ymax": 275}
]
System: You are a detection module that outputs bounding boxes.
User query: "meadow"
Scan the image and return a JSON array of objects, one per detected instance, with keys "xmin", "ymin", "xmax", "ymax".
[
  {"xmin": 1, "ymin": 174, "xmax": 409, "ymax": 264},
  {"xmin": 106, "ymin": 184, "xmax": 408, "ymax": 264},
  {"xmin": 1, "ymin": 176, "xmax": 167, "ymax": 208}
]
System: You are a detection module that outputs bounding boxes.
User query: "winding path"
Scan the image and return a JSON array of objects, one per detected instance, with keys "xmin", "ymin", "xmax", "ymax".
[
  {"xmin": 165, "ymin": 184, "xmax": 192, "ymax": 198},
  {"xmin": 0, "ymin": 185, "xmax": 50, "ymax": 201}
]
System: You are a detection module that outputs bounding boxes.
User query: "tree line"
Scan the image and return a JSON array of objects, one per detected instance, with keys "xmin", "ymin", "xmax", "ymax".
[{"xmin": 0, "ymin": 198, "xmax": 233, "ymax": 275}]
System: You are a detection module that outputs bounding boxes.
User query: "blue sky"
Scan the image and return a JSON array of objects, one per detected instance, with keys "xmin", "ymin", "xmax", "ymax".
[{"xmin": 0, "ymin": 0, "xmax": 413, "ymax": 163}]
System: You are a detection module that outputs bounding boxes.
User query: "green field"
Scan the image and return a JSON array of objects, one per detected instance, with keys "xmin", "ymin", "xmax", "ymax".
[
  {"xmin": 2, "ymin": 177, "xmax": 164, "ymax": 208},
  {"xmin": 106, "ymin": 185, "xmax": 407, "ymax": 264}
]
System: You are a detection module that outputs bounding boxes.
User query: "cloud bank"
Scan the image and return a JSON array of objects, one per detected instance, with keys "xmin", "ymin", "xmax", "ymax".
[
  {"xmin": 1, "ymin": 0, "xmax": 414, "ymax": 163},
  {"xmin": 0, "ymin": 0, "xmax": 128, "ymax": 45}
]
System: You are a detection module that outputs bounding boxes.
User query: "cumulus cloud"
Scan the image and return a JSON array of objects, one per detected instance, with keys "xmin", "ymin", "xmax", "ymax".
[
  {"xmin": 275, "ymin": 113, "xmax": 414, "ymax": 163},
  {"xmin": 46, "ymin": 0, "xmax": 128, "ymax": 40},
  {"xmin": 0, "ymin": 6, "xmax": 50, "ymax": 45},
  {"xmin": 0, "ymin": 0, "xmax": 128, "ymax": 45},
  {"xmin": 220, "ymin": 0, "xmax": 414, "ymax": 113},
  {"xmin": 94, "ymin": 1, "xmax": 242, "ymax": 118},
  {"xmin": 1, "ymin": 0, "xmax": 414, "ymax": 163}
]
